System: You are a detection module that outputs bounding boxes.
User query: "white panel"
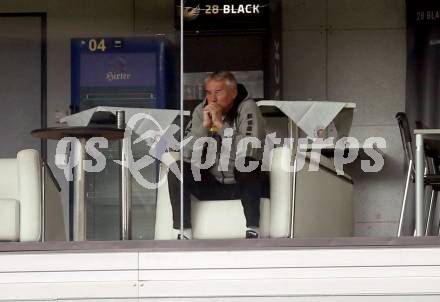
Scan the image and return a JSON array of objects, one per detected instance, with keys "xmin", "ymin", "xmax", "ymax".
[
  {"xmin": 327, "ymin": 29, "xmax": 406, "ymax": 126},
  {"xmin": 283, "ymin": 0, "xmax": 326, "ymax": 30},
  {"xmin": 0, "ymin": 281, "xmax": 138, "ymax": 300},
  {"xmin": 140, "ymin": 266, "xmax": 440, "ymax": 281},
  {"xmin": 0, "ymin": 252, "xmax": 138, "ymax": 272},
  {"xmin": 64, "ymin": 300, "xmax": 138, "ymax": 302},
  {"xmin": 139, "ymin": 296, "xmax": 440, "ymax": 301},
  {"xmin": 294, "ymin": 161, "xmax": 353, "ymax": 237},
  {"xmin": 328, "ymin": 0, "xmax": 405, "ymax": 29},
  {"xmin": 63, "ymin": 300, "xmax": 138, "ymax": 302},
  {"xmin": 138, "ymin": 277, "xmax": 440, "ymax": 297},
  {"xmin": 139, "ymin": 247, "xmax": 440, "ymax": 270},
  {"xmin": 0, "ymin": 270, "xmax": 137, "ymax": 283},
  {"xmin": 2, "ymin": 248, "xmax": 440, "ymax": 299},
  {"xmin": 283, "ymin": 30, "xmax": 326, "ymax": 100}
]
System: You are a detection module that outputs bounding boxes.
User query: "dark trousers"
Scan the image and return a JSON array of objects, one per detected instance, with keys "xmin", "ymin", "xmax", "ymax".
[{"xmin": 168, "ymin": 161, "xmax": 269, "ymax": 229}]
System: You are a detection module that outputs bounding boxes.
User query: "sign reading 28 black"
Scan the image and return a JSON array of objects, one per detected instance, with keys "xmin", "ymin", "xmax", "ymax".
[
  {"xmin": 407, "ymin": 0, "xmax": 440, "ymax": 25},
  {"xmin": 176, "ymin": 0, "xmax": 270, "ymax": 31}
]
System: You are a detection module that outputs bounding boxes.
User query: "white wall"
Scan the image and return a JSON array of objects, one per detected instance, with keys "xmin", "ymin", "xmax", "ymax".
[{"xmin": 282, "ymin": 0, "xmax": 407, "ymax": 236}]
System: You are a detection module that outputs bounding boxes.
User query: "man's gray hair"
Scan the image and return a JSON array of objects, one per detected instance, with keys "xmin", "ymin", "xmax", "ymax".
[{"xmin": 204, "ymin": 71, "xmax": 237, "ymax": 90}]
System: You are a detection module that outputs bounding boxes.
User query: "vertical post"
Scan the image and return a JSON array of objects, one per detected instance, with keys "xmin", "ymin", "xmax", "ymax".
[
  {"xmin": 41, "ymin": 161, "xmax": 46, "ymax": 242},
  {"xmin": 118, "ymin": 111, "xmax": 132, "ymax": 240},
  {"xmin": 121, "ymin": 136, "xmax": 132, "ymax": 240},
  {"xmin": 415, "ymin": 133, "xmax": 425, "ymax": 236},
  {"xmin": 288, "ymin": 120, "xmax": 299, "ymax": 238},
  {"xmin": 73, "ymin": 138, "xmax": 86, "ymax": 241},
  {"xmin": 179, "ymin": 0, "xmax": 185, "ymax": 240}
]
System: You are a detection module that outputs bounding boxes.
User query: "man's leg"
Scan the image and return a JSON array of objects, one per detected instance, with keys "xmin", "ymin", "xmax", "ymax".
[
  {"xmin": 168, "ymin": 162, "xmax": 224, "ymax": 237},
  {"xmin": 168, "ymin": 161, "xmax": 193, "ymax": 230},
  {"xmin": 234, "ymin": 168, "xmax": 266, "ymax": 229}
]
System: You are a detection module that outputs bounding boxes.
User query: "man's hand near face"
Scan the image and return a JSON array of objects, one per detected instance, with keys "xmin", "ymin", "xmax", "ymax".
[
  {"xmin": 203, "ymin": 103, "xmax": 224, "ymax": 130},
  {"xmin": 202, "ymin": 107, "xmax": 213, "ymax": 129}
]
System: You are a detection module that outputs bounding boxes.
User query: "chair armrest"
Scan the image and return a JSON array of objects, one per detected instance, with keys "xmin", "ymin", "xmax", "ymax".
[
  {"xmin": 269, "ymin": 147, "xmax": 292, "ymax": 238},
  {"xmin": 17, "ymin": 149, "xmax": 41, "ymax": 241}
]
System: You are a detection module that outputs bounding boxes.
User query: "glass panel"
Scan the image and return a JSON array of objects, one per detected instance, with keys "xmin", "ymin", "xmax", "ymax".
[{"xmin": 0, "ymin": 0, "xmax": 423, "ymax": 244}]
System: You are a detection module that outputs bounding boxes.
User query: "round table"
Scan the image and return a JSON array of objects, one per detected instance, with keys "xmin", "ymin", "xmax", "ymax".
[
  {"xmin": 31, "ymin": 126, "xmax": 125, "ymax": 140},
  {"xmin": 32, "ymin": 126, "xmax": 127, "ymax": 241}
]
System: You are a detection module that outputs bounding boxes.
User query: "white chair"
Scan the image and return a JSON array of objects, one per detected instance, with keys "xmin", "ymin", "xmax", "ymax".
[
  {"xmin": 0, "ymin": 149, "xmax": 42, "ymax": 241},
  {"xmin": 0, "ymin": 149, "xmax": 66, "ymax": 242},
  {"xmin": 154, "ymin": 147, "xmax": 354, "ymax": 239}
]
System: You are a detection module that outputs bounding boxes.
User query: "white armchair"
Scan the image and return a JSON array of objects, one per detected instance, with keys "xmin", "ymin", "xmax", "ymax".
[
  {"xmin": 0, "ymin": 149, "xmax": 66, "ymax": 242},
  {"xmin": 0, "ymin": 149, "xmax": 41, "ymax": 241},
  {"xmin": 154, "ymin": 147, "xmax": 353, "ymax": 239}
]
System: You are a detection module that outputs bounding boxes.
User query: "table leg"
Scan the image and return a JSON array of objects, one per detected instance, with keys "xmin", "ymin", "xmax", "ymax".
[
  {"xmin": 121, "ymin": 136, "xmax": 132, "ymax": 240},
  {"xmin": 415, "ymin": 133, "xmax": 424, "ymax": 236},
  {"xmin": 73, "ymin": 138, "xmax": 86, "ymax": 241},
  {"xmin": 288, "ymin": 120, "xmax": 299, "ymax": 238},
  {"xmin": 41, "ymin": 161, "xmax": 45, "ymax": 242}
]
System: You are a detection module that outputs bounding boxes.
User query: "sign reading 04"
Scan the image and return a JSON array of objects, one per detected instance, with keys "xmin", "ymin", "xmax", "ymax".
[
  {"xmin": 87, "ymin": 38, "xmax": 107, "ymax": 52},
  {"xmin": 176, "ymin": 0, "xmax": 270, "ymax": 31}
]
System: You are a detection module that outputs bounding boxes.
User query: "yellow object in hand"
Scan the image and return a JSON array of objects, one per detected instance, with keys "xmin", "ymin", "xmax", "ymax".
[{"xmin": 209, "ymin": 125, "xmax": 219, "ymax": 132}]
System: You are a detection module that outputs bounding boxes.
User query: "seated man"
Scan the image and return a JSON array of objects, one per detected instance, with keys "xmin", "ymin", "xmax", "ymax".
[{"xmin": 168, "ymin": 71, "xmax": 268, "ymax": 239}]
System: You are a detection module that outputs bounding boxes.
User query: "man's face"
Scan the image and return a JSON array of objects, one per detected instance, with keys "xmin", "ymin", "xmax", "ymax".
[{"xmin": 205, "ymin": 79, "xmax": 237, "ymax": 114}]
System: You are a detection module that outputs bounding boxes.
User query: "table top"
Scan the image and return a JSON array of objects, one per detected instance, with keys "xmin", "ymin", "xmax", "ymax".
[
  {"xmin": 31, "ymin": 127, "xmax": 125, "ymax": 140},
  {"xmin": 257, "ymin": 100, "xmax": 356, "ymax": 109},
  {"xmin": 61, "ymin": 106, "xmax": 190, "ymax": 127},
  {"xmin": 414, "ymin": 129, "xmax": 440, "ymax": 135},
  {"xmin": 256, "ymin": 100, "xmax": 356, "ymax": 139},
  {"xmin": 414, "ymin": 129, "xmax": 440, "ymax": 150},
  {"xmin": 414, "ymin": 129, "xmax": 440, "ymax": 155}
]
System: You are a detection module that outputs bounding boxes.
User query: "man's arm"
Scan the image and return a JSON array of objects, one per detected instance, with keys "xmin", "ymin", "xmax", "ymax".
[
  {"xmin": 218, "ymin": 100, "xmax": 266, "ymax": 161},
  {"xmin": 182, "ymin": 103, "xmax": 210, "ymax": 162}
]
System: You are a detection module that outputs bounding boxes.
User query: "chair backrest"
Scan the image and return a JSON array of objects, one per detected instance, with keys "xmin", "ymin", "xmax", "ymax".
[
  {"xmin": 396, "ymin": 113, "xmax": 440, "ymax": 177},
  {"xmin": 0, "ymin": 159, "xmax": 19, "ymax": 199},
  {"xmin": 396, "ymin": 112, "xmax": 414, "ymax": 170}
]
